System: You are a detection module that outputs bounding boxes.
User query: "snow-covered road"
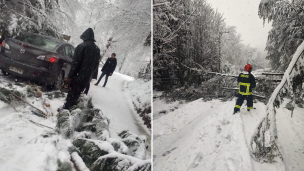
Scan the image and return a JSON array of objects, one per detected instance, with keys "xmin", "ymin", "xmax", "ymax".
[
  {"xmin": 89, "ymin": 72, "xmax": 150, "ymax": 139},
  {"xmin": 153, "ymin": 98, "xmax": 304, "ymax": 171},
  {"xmin": 0, "ymin": 71, "xmax": 150, "ymax": 170}
]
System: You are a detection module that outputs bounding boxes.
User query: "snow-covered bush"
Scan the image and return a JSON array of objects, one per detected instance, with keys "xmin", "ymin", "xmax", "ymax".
[
  {"xmin": 0, "ymin": 87, "xmax": 25, "ymax": 103},
  {"xmin": 90, "ymin": 152, "xmax": 151, "ymax": 171},
  {"xmin": 56, "ymin": 109, "xmax": 73, "ymax": 138},
  {"xmin": 119, "ymin": 130, "xmax": 148, "ymax": 160}
]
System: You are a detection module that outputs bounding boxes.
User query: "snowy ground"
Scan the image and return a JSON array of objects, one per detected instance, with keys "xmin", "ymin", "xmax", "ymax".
[
  {"xmin": 0, "ymin": 71, "xmax": 150, "ymax": 170},
  {"xmin": 153, "ymin": 94, "xmax": 304, "ymax": 171},
  {"xmin": 89, "ymin": 72, "xmax": 150, "ymax": 139}
]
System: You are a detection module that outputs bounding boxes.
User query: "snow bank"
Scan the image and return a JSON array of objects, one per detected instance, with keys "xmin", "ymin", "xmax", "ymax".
[{"xmin": 125, "ymin": 78, "xmax": 151, "ymax": 129}]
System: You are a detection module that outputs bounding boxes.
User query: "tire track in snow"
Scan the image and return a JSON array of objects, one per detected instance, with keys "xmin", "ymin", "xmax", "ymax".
[
  {"xmin": 208, "ymin": 103, "xmax": 254, "ymax": 171},
  {"xmin": 154, "ymin": 100, "xmax": 254, "ymax": 171}
]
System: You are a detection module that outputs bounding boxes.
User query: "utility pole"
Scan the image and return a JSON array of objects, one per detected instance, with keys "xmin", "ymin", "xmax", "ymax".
[{"xmin": 218, "ymin": 31, "xmax": 229, "ymax": 73}]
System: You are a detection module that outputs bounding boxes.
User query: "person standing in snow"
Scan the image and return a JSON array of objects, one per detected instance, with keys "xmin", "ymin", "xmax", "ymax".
[
  {"xmin": 63, "ymin": 28, "xmax": 101, "ymax": 109},
  {"xmin": 233, "ymin": 64, "xmax": 256, "ymax": 114},
  {"xmin": 94, "ymin": 53, "xmax": 117, "ymax": 87}
]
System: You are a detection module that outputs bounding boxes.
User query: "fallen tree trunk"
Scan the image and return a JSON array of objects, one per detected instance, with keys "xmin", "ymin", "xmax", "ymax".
[{"xmin": 208, "ymin": 72, "xmax": 282, "ymax": 82}]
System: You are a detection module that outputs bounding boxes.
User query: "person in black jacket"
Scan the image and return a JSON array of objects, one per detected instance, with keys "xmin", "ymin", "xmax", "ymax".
[
  {"xmin": 94, "ymin": 53, "xmax": 117, "ymax": 87},
  {"xmin": 63, "ymin": 28, "xmax": 101, "ymax": 109},
  {"xmin": 233, "ymin": 64, "xmax": 256, "ymax": 114}
]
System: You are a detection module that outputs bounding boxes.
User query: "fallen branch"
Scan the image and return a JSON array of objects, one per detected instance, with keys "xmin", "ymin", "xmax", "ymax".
[
  {"xmin": 208, "ymin": 72, "xmax": 238, "ymax": 78},
  {"xmin": 28, "ymin": 120, "xmax": 54, "ymax": 130},
  {"xmin": 70, "ymin": 152, "xmax": 90, "ymax": 171},
  {"xmin": 208, "ymin": 72, "xmax": 282, "ymax": 82},
  {"xmin": 8, "ymin": 95, "xmax": 19, "ymax": 112},
  {"xmin": 261, "ymin": 73, "xmax": 284, "ymax": 76},
  {"xmin": 11, "ymin": 93, "xmax": 48, "ymax": 118}
]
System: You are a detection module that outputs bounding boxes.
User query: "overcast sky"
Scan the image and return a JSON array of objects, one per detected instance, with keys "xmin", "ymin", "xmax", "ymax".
[{"xmin": 206, "ymin": 0, "xmax": 272, "ymax": 52}]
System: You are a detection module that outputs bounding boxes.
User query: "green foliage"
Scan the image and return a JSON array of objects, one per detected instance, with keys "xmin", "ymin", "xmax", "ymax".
[
  {"xmin": 56, "ymin": 110, "xmax": 73, "ymax": 138},
  {"xmin": 73, "ymin": 139, "xmax": 109, "ymax": 168},
  {"xmin": 0, "ymin": 87, "xmax": 25, "ymax": 103},
  {"xmin": 57, "ymin": 159, "xmax": 73, "ymax": 171}
]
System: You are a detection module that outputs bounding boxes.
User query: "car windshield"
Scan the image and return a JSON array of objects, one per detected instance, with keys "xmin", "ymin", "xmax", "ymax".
[{"xmin": 16, "ymin": 34, "xmax": 61, "ymax": 51}]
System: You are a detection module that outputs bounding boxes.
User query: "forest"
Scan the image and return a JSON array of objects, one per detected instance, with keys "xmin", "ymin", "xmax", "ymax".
[{"xmin": 153, "ymin": 0, "xmax": 267, "ymax": 90}]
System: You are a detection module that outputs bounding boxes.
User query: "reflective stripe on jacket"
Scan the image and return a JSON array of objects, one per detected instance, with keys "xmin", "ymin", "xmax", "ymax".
[{"xmin": 237, "ymin": 73, "xmax": 256, "ymax": 95}]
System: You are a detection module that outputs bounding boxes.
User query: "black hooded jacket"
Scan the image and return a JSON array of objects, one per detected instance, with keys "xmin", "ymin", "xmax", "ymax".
[
  {"xmin": 101, "ymin": 57, "xmax": 117, "ymax": 75},
  {"xmin": 68, "ymin": 28, "xmax": 101, "ymax": 84}
]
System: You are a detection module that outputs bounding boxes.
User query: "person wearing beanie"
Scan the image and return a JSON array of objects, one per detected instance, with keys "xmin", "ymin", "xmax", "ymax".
[{"xmin": 233, "ymin": 64, "xmax": 256, "ymax": 114}]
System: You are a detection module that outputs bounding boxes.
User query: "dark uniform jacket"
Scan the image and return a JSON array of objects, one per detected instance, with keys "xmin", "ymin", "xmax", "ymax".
[
  {"xmin": 68, "ymin": 28, "xmax": 101, "ymax": 84},
  {"xmin": 101, "ymin": 57, "xmax": 117, "ymax": 75},
  {"xmin": 237, "ymin": 72, "xmax": 256, "ymax": 95}
]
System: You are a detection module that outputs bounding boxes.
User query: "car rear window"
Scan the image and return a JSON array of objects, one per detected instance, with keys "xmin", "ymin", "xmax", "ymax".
[{"xmin": 16, "ymin": 34, "xmax": 61, "ymax": 51}]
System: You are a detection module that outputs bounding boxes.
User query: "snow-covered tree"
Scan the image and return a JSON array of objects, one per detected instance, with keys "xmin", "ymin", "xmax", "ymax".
[
  {"xmin": 0, "ymin": 0, "xmax": 61, "ymax": 38},
  {"xmin": 259, "ymin": 0, "xmax": 304, "ymax": 71},
  {"xmin": 250, "ymin": 0, "xmax": 304, "ymax": 162}
]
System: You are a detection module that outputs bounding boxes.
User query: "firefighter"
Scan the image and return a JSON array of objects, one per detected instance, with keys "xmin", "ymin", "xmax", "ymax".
[{"xmin": 233, "ymin": 64, "xmax": 256, "ymax": 114}]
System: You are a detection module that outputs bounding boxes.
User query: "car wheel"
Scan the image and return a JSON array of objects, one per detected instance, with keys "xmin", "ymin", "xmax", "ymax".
[
  {"xmin": 53, "ymin": 71, "xmax": 64, "ymax": 90},
  {"xmin": 1, "ymin": 70, "xmax": 10, "ymax": 76}
]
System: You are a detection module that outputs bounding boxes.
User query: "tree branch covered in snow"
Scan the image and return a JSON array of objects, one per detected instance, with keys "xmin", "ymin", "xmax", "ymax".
[{"xmin": 250, "ymin": 41, "xmax": 304, "ymax": 162}]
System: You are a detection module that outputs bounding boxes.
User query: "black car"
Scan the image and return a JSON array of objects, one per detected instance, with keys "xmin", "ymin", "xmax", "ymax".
[{"xmin": 0, "ymin": 33, "xmax": 74, "ymax": 89}]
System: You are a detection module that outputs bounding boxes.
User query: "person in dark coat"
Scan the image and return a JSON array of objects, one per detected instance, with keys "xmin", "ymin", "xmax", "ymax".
[
  {"xmin": 233, "ymin": 64, "xmax": 256, "ymax": 114},
  {"xmin": 63, "ymin": 28, "xmax": 101, "ymax": 109},
  {"xmin": 83, "ymin": 55, "xmax": 102, "ymax": 95},
  {"xmin": 94, "ymin": 53, "xmax": 117, "ymax": 87}
]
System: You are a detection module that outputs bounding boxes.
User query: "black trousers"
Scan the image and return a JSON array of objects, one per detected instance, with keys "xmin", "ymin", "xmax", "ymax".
[
  {"xmin": 234, "ymin": 94, "xmax": 253, "ymax": 112},
  {"xmin": 96, "ymin": 72, "xmax": 109, "ymax": 86},
  {"xmin": 63, "ymin": 81, "xmax": 86, "ymax": 110}
]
